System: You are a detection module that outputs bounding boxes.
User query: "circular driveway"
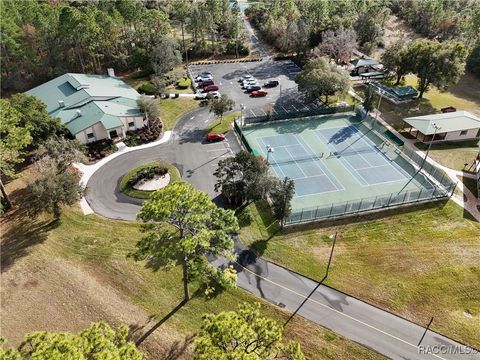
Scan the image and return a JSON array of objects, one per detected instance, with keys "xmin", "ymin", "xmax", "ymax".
[{"xmin": 85, "ymin": 106, "xmax": 240, "ymax": 221}]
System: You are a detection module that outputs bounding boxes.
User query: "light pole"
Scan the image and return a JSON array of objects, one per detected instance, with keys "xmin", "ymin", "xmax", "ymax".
[
  {"xmin": 266, "ymin": 144, "xmax": 274, "ymax": 163},
  {"xmin": 373, "ymin": 90, "xmax": 383, "ymax": 129},
  {"xmin": 420, "ymin": 122, "xmax": 441, "ymax": 170},
  {"xmin": 240, "ymin": 104, "xmax": 246, "ymax": 126}
]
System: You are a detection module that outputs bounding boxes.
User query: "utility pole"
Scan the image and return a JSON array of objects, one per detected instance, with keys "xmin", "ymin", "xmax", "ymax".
[
  {"xmin": 420, "ymin": 122, "xmax": 441, "ymax": 170},
  {"xmin": 325, "ymin": 232, "xmax": 337, "ymax": 279}
]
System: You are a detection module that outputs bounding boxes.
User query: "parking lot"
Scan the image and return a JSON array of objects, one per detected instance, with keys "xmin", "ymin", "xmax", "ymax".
[{"xmin": 188, "ymin": 60, "xmax": 326, "ymax": 117}]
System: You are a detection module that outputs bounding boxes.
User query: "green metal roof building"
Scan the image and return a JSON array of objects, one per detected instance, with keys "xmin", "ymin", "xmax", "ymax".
[
  {"xmin": 26, "ymin": 73, "xmax": 144, "ymax": 144},
  {"xmin": 403, "ymin": 111, "xmax": 480, "ymax": 142}
]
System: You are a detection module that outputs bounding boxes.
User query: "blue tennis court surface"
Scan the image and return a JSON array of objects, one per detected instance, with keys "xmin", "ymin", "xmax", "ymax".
[
  {"xmin": 257, "ymin": 134, "xmax": 343, "ymax": 196},
  {"xmin": 315, "ymin": 125, "xmax": 408, "ymax": 186},
  {"xmin": 241, "ymin": 113, "xmax": 438, "ymax": 212}
]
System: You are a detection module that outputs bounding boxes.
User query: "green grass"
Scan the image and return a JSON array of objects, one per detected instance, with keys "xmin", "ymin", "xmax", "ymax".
[
  {"xmin": 207, "ymin": 111, "xmax": 240, "ymax": 134},
  {"xmin": 119, "ymin": 162, "xmax": 181, "ymax": 199},
  {"xmin": 159, "ymin": 98, "xmax": 199, "ymax": 130},
  {"xmin": 238, "ymin": 200, "xmax": 480, "ymax": 347},
  {"xmin": 2, "ymin": 195, "xmax": 384, "ymax": 359},
  {"xmin": 414, "ymin": 140, "xmax": 479, "ymax": 171}
]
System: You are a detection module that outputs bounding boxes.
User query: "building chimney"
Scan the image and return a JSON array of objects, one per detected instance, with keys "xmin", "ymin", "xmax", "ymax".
[
  {"xmin": 58, "ymin": 100, "xmax": 65, "ymax": 108},
  {"xmin": 76, "ymin": 109, "xmax": 82, "ymax": 117},
  {"xmin": 107, "ymin": 68, "xmax": 115, "ymax": 77}
]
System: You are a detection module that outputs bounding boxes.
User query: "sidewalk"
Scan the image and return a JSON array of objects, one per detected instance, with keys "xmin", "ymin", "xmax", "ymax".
[{"xmin": 372, "ymin": 111, "xmax": 480, "ymax": 221}]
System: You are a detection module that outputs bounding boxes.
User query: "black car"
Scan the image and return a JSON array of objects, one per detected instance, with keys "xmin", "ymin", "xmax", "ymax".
[
  {"xmin": 246, "ymin": 85, "xmax": 262, "ymax": 93},
  {"xmin": 264, "ymin": 80, "xmax": 279, "ymax": 88}
]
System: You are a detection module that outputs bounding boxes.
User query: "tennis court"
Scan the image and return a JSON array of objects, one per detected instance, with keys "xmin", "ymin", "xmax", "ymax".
[{"xmin": 240, "ymin": 113, "xmax": 446, "ymax": 217}]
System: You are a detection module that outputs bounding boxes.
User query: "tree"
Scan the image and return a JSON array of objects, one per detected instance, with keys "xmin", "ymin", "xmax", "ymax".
[
  {"xmin": 270, "ymin": 177, "xmax": 295, "ymax": 228},
  {"xmin": 408, "ymin": 39, "xmax": 467, "ymax": 98},
  {"xmin": 26, "ymin": 171, "xmax": 84, "ymax": 218},
  {"xmin": 151, "ymin": 76, "xmax": 168, "ymax": 97},
  {"xmin": 315, "ymin": 27, "xmax": 357, "ymax": 64},
  {"xmin": 362, "ymin": 85, "xmax": 376, "ymax": 116},
  {"xmin": 194, "ymin": 302, "xmax": 305, "ymax": 360},
  {"xmin": 150, "ymin": 37, "xmax": 182, "ymax": 77},
  {"xmin": 0, "ymin": 99, "xmax": 32, "ymax": 210},
  {"xmin": 208, "ymin": 95, "xmax": 235, "ymax": 121},
  {"xmin": 36, "ymin": 136, "xmax": 87, "ymax": 174},
  {"xmin": 0, "ymin": 321, "xmax": 144, "ymax": 359},
  {"xmin": 137, "ymin": 95, "xmax": 160, "ymax": 121},
  {"xmin": 466, "ymin": 40, "xmax": 480, "ymax": 78},
  {"xmin": 295, "ymin": 58, "xmax": 350, "ymax": 103},
  {"xmin": 214, "ymin": 151, "xmax": 273, "ymax": 205},
  {"xmin": 381, "ymin": 42, "xmax": 412, "ymax": 85},
  {"xmin": 132, "ymin": 182, "xmax": 239, "ymax": 301},
  {"xmin": 172, "ymin": 0, "xmax": 192, "ymax": 61}
]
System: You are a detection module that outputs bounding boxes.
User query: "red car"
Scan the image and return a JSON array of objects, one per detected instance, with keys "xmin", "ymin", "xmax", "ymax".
[
  {"xmin": 250, "ymin": 90, "xmax": 268, "ymax": 97},
  {"xmin": 207, "ymin": 133, "xmax": 225, "ymax": 142},
  {"xmin": 203, "ymin": 84, "xmax": 219, "ymax": 92}
]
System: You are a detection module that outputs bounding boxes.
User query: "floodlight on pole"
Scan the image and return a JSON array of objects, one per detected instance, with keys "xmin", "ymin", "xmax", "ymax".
[{"xmin": 240, "ymin": 104, "xmax": 246, "ymax": 126}]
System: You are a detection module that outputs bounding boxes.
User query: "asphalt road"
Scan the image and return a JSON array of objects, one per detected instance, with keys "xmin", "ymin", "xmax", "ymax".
[
  {"xmin": 212, "ymin": 242, "xmax": 479, "ymax": 360},
  {"xmin": 85, "ymin": 106, "xmax": 240, "ymax": 220}
]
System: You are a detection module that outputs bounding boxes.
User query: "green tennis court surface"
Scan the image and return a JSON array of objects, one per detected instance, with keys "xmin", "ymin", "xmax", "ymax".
[{"xmin": 241, "ymin": 113, "xmax": 439, "ymax": 213}]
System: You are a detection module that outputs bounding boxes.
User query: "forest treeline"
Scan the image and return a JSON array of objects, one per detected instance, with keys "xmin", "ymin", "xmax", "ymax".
[{"xmin": 1, "ymin": 0, "xmax": 247, "ymax": 93}]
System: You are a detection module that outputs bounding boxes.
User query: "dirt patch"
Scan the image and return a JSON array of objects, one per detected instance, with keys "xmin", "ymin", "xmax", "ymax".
[{"xmin": 0, "ymin": 255, "xmax": 190, "ymax": 358}]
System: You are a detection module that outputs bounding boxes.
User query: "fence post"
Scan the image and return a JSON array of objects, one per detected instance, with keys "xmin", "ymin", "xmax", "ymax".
[
  {"xmin": 438, "ymin": 171, "xmax": 446, "ymax": 186},
  {"xmin": 431, "ymin": 186, "xmax": 437, "ymax": 198},
  {"xmin": 314, "ymin": 206, "xmax": 319, "ymax": 219},
  {"xmin": 386, "ymin": 193, "xmax": 393, "ymax": 206},
  {"xmin": 329, "ymin": 203, "xmax": 334, "ymax": 217},
  {"xmin": 344, "ymin": 201, "xmax": 349, "ymax": 213},
  {"xmin": 300, "ymin": 208, "xmax": 304, "ymax": 222},
  {"xmin": 402, "ymin": 191, "xmax": 408, "ymax": 203},
  {"xmin": 357, "ymin": 198, "xmax": 363, "ymax": 212},
  {"xmin": 416, "ymin": 188, "xmax": 423, "ymax": 202},
  {"xmin": 372, "ymin": 196, "xmax": 378, "ymax": 208}
]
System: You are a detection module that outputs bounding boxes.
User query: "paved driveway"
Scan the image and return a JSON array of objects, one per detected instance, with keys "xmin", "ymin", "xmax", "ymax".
[{"xmin": 85, "ymin": 106, "xmax": 240, "ymax": 220}]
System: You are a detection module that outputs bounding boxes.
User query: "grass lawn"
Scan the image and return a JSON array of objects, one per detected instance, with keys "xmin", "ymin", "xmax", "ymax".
[
  {"xmin": 159, "ymin": 98, "xmax": 199, "ymax": 130},
  {"xmin": 414, "ymin": 140, "xmax": 479, "ymax": 171},
  {"xmin": 119, "ymin": 162, "xmax": 181, "ymax": 199},
  {"xmin": 0, "ymin": 171, "xmax": 383, "ymax": 359},
  {"xmin": 207, "ymin": 111, "xmax": 240, "ymax": 134},
  {"xmin": 354, "ymin": 73, "xmax": 480, "ymax": 130},
  {"xmin": 239, "ymin": 201, "xmax": 480, "ymax": 347}
]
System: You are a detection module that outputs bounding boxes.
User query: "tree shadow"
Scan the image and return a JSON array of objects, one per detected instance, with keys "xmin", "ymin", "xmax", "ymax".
[
  {"xmin": 163, "ymin": 334, "xmax": 195, "ymax": 360},
  {"xmin": 134, "ymin": 299, "xmax": 188, "ymax": 346},
  {"xmin": 446, "ymin": 72, "xmax": 480, "ymax": 107},
  {"xmin": 1, "ymin": 197, "xmax": 60, "ymax": 272}
]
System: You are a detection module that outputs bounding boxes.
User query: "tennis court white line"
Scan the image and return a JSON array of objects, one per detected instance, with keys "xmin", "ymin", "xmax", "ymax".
[
  {"xmin": 294, "ymin": 135, "xmax": 345, "ymax": 191},
  {"xmin": 257, "ymin": 137, "xmax": 287, "ymax": 179},
  {"xmin": 283, "ymin": 146, "xmax": 309, "ymax": 178}
]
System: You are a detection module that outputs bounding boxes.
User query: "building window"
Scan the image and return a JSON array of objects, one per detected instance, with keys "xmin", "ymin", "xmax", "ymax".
[
  {"xmin": 460, "ymin": 130, "xmax": 468, "ymax": 136},
  {"xmin": 128, "ymin": 121, "xmax": 135, "ymax": 128},
  {"xmin": 109, "ymin": 129, "xmax": 118, "ymax": 138},
  {"xmin": 87, "ymin": 132, "xmax": 95, "ymax": 139}
]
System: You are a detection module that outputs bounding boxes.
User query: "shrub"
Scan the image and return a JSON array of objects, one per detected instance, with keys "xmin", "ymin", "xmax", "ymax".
[
  {"xmin": 124, "ymin": 117, "xmax": 163, "ymax": 146},
  {"xmin": 126, "ymin": 165, "xmax": 168, "ymax": 187},
  {"xmin": 176, "ymin": 77, "xmax": 191, "ymax": 89},
  {"xmin": 137, "ymin": 82, "xmax": 156, "ymax": 95},
  {"xmin": 466, "ymin": 41, "xmax": 480, "ymax": 78},
  {"xmin": 86, "ymin": 139, "xmax": 116, "ymax": 161}
]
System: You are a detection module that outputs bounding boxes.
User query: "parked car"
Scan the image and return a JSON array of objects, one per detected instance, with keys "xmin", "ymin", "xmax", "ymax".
[
  {"xmin": 206, "ymin": 91, "xmax": 221, "ymax": 99},
  {"xmin": 198, "ymin": 79, "xmax": 214, "ymax": 87},
  {"xmin": 238, "ymin": 75, "xmax": 253, "ymax": 82},
  {"xmin": 242, "ymin": 79, "xmax": 258, "ymax": 88},
  {"xmin": 250, "ymin": 90, "xmax": 268, "ymax": 97},
  {"xmin": 196, "ymin": 74, "xmax": 213, "ymax": 82},
  {"xmin": 264, "ymin": 80, "xmax": 279, "ymax": 88},
  {"xmin": 198, "ymin": 71, "xmax": 212, "ymax": 77},
  {"xmin": 246, "ymin": 85, "xmax": 262, "ymax": 93},
  {"xmin": 207, "ymin": 133, "xmax": 225, "ymax": 142},
  {"xmin": 195, "ymin": 91, "xmax": 208, "ymax": 99},
  {"xmin": 203, "ymin": 84, "xmax": 219, "ymax": 92}
]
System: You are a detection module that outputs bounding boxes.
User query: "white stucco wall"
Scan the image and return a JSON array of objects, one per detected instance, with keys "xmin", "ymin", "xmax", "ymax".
[
  {"xmin": 444, "ymin": 128, "xmax": 480, "ymax": 141},
  {"xmin": 119, "ymin": 116, "xmax": 144, "ymax": 131}
]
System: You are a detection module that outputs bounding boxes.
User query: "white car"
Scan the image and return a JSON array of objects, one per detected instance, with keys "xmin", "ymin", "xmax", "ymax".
[
  {"xmin": 242, "ymin": 79, "xmax": 258, "ymax": 88},
  {"xmin": 238, "ymin": 75, "xmax": 253, "ymax": 82},
  {"xmin": 196, "ymin": 74, "xmax": 213, "ymax": 82},
  {"xmin": 195, "ymin": 91, "xmax": 208, "ymax": 99},
  {"xmin": 206, "ymin": 91, "xmax": 221, "ymax": 99}
]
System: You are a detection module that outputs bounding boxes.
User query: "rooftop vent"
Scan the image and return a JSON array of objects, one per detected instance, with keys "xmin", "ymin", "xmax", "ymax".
[
  {"xmin": 58, "ymin": 100, "xmax": 65, "ymax": 108},
  {"xmin": 76, "ymin": 109, "xmax": 82, "ymax": 117}
]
